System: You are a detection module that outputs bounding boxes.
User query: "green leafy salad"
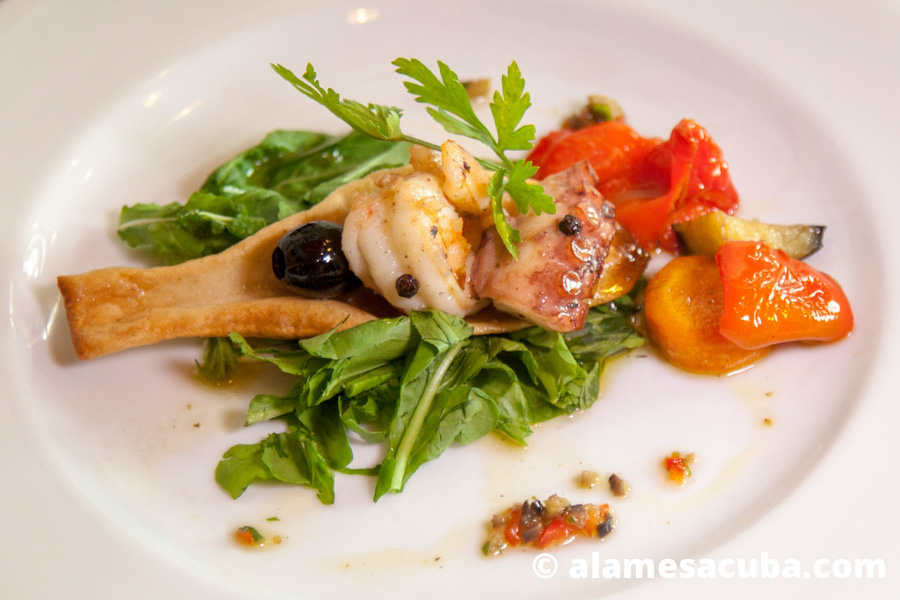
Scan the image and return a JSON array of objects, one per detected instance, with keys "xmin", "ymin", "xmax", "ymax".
[{"xmin": 116, "ymin": 59, "xmax": 645, "ymax": 503}]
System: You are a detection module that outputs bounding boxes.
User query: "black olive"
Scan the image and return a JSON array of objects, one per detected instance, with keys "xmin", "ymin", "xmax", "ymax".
[
  {"xmin": 520, "ymin": 524, "xmax": 543, "ymax": 544},
  {"xmin": 596, "ymin": 516, "xmax": 616, "ymax": 539},
  {"xmin": 272, "ymin": 221, "xmax": 360, "ymax": 298},
  {"xmin": 558, "ymin": 214, "xmax": 582, "ymax": 236},
  {"xmin": 520, "ymin": 500, "xmax": 542, "ymax": 529},
  {"xmin": 608, "ymin": 473, "xmax": 629, "ymax": 498},
  {"xmin": 395, "ymin": 274, "xmax": 419, "ymax": 298}
]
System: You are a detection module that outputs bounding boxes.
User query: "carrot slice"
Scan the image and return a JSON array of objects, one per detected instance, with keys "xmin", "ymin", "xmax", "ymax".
[{"xmin": 644, "ymin": 255, "xmax": 769, "ymax": 374}]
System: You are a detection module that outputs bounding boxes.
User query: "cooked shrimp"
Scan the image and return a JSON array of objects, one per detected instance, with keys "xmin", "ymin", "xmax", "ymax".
[
  {"xmin": 408, "ymin": 139, "xmax": 493, "ymax": 219},
  {"xmin": 341, "ymin": 174, "xmax": 482, "ymax": 316},
  {"xmin": 439, "ymin": 140, "xmax": 492, "ymax": 216},
  {"xmin": 341, "ymin": 141, "xmax": 494, "ymax": 317}
]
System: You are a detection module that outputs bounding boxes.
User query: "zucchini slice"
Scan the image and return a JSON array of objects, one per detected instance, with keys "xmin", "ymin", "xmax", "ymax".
[{"xmin": 675, "ymin": 211, "xmax": 824, "ymax": 259}]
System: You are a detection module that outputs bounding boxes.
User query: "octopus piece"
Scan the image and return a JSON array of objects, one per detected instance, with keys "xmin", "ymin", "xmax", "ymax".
[{"xmin": 471, "ymin": 161, "xmax": 617, "ymax": 332}]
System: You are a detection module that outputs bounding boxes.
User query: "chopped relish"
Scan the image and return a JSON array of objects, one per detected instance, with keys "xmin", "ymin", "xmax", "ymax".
[
  {"xmin": 663, "ymin": 452, "xmax": 695, "ymax": 485},
  {"xmin": 235, "ymin": 525, "xmax": 266, "ymax": 547},
  {"xmin": 483, "ymin": 494, "xmax": 615, "ymax": 556},
  {"xmin": 608, "ymin": 473, "xmax": 630, "ymax": 498},
  {"xmin": 579, "ymin": 470, "xmax": 600, "ymax": 489}
]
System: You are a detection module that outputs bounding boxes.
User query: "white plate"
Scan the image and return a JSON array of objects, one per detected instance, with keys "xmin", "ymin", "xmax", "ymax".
[{"xmin": 2, "ymin": 0, "xmax": 898, "ymax": 598}]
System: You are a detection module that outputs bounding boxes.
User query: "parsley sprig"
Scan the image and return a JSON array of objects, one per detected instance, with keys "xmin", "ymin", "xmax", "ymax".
[{"xmin": 271, "ymin": 59, "xmax": 555, "ymax": 258}]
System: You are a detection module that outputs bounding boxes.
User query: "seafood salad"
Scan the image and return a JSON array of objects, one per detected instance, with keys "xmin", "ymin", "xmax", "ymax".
[{"xmin": 56, "ymin": 58, "xmax": 852, "ymax": 507}]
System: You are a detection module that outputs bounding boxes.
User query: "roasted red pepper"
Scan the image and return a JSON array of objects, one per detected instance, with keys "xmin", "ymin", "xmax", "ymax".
[
  {"xmin": 715, "ymin": 241, "xmax": 854, "ymax": 349},
  {"xmin": 528, "ymin": 119, "xmax": 739, "ymax": 252},
  {"xmin": 503, "ymin": 506, "xmax": 523, "ymax": 546},
  {"xmin": 527, "ymin": 121, "xmax": 659, "ymax": 185},
  {"xmin": 538, "ymin": 518, "xmax": 576, "ymax": 549}
]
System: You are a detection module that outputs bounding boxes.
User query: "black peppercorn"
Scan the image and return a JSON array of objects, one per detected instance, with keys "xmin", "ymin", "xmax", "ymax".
[
  {"xmin": 395, "ymin": 274, "xmax": 419, "ymax": 298},
  {"xmin": 558, "ymin": 214, "xmax": 582, "ymax": 236}
]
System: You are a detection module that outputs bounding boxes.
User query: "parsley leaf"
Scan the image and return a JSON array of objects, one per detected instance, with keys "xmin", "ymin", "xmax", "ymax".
[
  {"xmin": 271, "ymin": 59, "xmax": 556, "ymax": 258},
  {"xmin": 487, "ymin": 170, "xmax": 522, "ymax": 257},
  {"xmin": 393, "ymin": 58, "xmax": 495, "ymax": 151},
  {"xmin": 505, "ymin": 159, "xmax": 556, "ymax": 214},
  {"xmin": 490, "ymin": 61, "xmax": 536, "ymax": 153},
  {"xmin": 272, "ymin": 63, "xmax": 405, "ymax": 142}
]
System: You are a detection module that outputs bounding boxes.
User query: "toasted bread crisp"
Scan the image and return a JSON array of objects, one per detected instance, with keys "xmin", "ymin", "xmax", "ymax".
[{"xmin": 57, "ymin": 178, "xmax": 529, "ymax": 360}]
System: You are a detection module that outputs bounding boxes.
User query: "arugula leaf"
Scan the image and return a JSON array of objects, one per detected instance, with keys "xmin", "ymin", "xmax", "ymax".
[
  {"xmin": 215, "ymin": 442, "xmax": 274, "ymax": 499},
  {"xmin": 245, "ymin": 393, "xmax": 294, "ymax": 426},
  {"xmin": 390, "ymin": 385, "xmax": 499, "ymax": 491},
  {"xmin": 217, "ymin": 302, "xmax": 643, "ymax": 504},
  {"xmin": 471, "ymin": 361, "xmax": 533, "ymax": 445},
  {"xmin": 297, "ymin": 401, "xmax": 354, "ymax": 471},
  {"xmin": 565, "ymin": 296, "xmax": 645, "ymax": 365},
  {"xmin": 374, "ymin": 339, "xmax": 468, "ymax": 500},
  {"xmin": 374, "ymin": 311, "xmax": 475, "ymax": 498},
  {"xmin": 196, "ymin": 336, "xmax": 241, "ymax": 381},
  {"xmin": 228, "ymin": 333, "xmax": 327, "ymax": 379},
  {"xmin": 272, "ymin": 59, "xmax": 555, "ymax": 258},
  {"xmin": 340, "ymin": 383, "xmax": 398, "ymax": 444},
  {"xmin": 258, "ymin": 429, "xmax": 336, "ymax": 504},
  {"xmin": 215, "ymin": 428, "xmax": 336, "ymax": 504},
  {"xmin": 117, "ymin": 130, "xmax": 409, "ymax": 264}
]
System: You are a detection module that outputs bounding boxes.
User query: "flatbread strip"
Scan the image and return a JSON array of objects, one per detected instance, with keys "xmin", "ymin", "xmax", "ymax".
[{"xmin": 57, "ymin": 182, "xmax": 528, "ymax": 360}]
